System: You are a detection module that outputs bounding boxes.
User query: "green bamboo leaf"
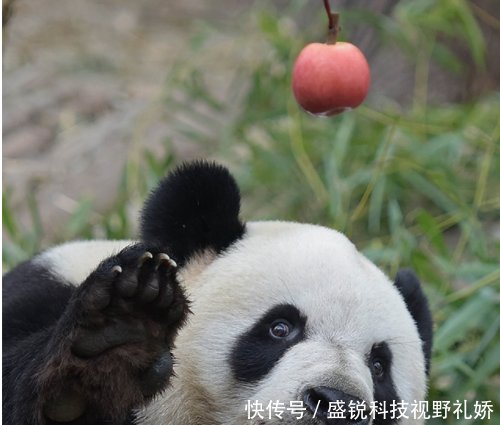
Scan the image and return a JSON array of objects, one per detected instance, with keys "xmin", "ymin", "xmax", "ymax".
[
  {"xmin": 332, "ymin": 114, "xmax": 356, "ymax": 171},
  {"xmin": 469, "ymin": 316, "xmax": 500, "ymax": 364},
  {"xmin": 432, "ymin": 44, "xmax": 464, "ymax": 74},
  {"xmin": 388, "ymin": 199, "xmax": 403, "ymax": 235},
  {"xmin": 454, "ymin": 0, "xmax": 486, "ymax": 66},
  {"xmin": 465, "ymin": 342, "xmax": 500, "ymax": 398},
  {"xmin": 2, "ymin": 191, "xmax": 18, "ymax": 239},
  {"xmin": 434, "ymin": 288, "xmax": 496, "ymax": 353},
  {"xmin": 368, "ymin": 176, "xmax": 386, "ymax": 233},
  {"xmin": 416, "ymin": 210, "xmax": 449, "ymax": 257},
  {"xmin": 2, "ymin": 242, "xmax": 30, "ymax": 271},
  {"xmin": 403, "ymin": 170, "xmax": 457, "ymax": 213},
  {"xmin": 67, "ymin": 200, "xmax": 94, "ymax": 238}
]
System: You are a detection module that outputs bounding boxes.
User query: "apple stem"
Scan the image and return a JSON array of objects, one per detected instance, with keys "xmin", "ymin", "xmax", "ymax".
[{"xmin": 323, "ymin": 0, "xmax": 340, "ymax": 44}]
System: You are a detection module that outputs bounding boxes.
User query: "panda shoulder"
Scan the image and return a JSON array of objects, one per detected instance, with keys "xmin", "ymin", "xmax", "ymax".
[{"xmin": 33, "ymin": 240, "xmax": 134, "ymax": 286}]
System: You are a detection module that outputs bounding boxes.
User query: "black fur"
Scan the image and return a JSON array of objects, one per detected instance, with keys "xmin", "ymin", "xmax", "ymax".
[
  {"xmin": 370, "ymin": 342, "xmax": 400, "ymax": 425},
  {"xmin": 3, "ymin": 244, "xmax": 188, "ymax": 425},
  {"xmin": 3, "ymin": 264, "xmax": 76, "ymax": 425},
  {"xmin": 3, "ymin": 262, "xmax": 75, "ymax": 342},
  {"xmin": 394, "ymin": 268, "xmax": 433, "ymax": 375},
  {"xmin": 230, "ymin": 304, "xmax": 306, "ymax": 383},
  {"xmin": 140, "ymin": 161, "xmax": 245, "ymax": 266}
]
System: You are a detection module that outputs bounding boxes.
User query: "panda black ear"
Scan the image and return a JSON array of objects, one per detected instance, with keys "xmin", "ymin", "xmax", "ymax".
[
  {"xmin": 394, "ymin": 268, "xmax": 433, "ymax": 375},
  {"xmin": 140, "ymin": 161, "xmax": 245, "ymax": 266}
]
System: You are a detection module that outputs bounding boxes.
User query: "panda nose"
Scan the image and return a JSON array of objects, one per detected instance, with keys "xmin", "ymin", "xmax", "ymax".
[{"xmin": 302, "ymin": 386, "xmax": 369, "ymax": 424}]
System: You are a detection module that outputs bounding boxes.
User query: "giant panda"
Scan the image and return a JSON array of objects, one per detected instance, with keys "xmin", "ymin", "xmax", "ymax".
[{"xmin": 3, "ymin": 161, "xmax": 432, "ymax": 425}]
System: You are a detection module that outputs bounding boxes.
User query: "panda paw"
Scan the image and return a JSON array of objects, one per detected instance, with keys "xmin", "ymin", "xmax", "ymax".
[
  {"xmin": 70, "ymin": 243, "xmax": 188, "ymax": 357},
  {"xmin": 41, "ymin": 244, "xmax": 189, "ymax": 424}
]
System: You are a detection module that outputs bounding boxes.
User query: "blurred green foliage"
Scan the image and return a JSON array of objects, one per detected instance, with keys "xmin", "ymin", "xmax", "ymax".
[{"xmin": 3, "ymin": 0, "xmax": 499, "ymax": 423}]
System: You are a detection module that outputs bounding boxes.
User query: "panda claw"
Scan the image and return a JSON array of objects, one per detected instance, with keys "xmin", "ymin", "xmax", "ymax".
[
  {"xmin": 157, "ymin": 253, "xmax": 177, "ymax": 269},
  {"xmin": 157, "ymin": 253, "xmax": 171, "ymax": 266},
  {"xmin": 111, "ymin": 265, "xmax": 122, "ymax": 275},
  {"xmin": 138, "ymin": 251, "xmax": 154, "ymax": 266},
  {"xmin": 157, "ymin": 253, "xmax": 171, "ymax": 261}
]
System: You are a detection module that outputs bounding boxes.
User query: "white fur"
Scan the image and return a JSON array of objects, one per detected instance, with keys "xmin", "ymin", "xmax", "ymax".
[
  {"xmin": 139, "ymin": 221, "xmax": 427, "ymax": 425},
  {"xmin": 35, "ymin": 240, "xmax": 133, "ymax": 285}
]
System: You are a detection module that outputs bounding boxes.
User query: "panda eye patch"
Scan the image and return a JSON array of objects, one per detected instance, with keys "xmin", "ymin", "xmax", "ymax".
[
  {"xmin": 368, "ymin": 342, "xmax": 401, "ymax": 417},
  {"xmin": 369, "ymin": 343, "xmax": 392, "ymax": 382},
  {"xmin": 230, "ymin": 304, "xmax": 306, "ymax": 383}
]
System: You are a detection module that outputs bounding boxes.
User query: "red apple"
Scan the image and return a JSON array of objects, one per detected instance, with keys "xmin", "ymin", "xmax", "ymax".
[{"xmin": 292, "ymin": 42, "xmax": 371, "ymax": 116}]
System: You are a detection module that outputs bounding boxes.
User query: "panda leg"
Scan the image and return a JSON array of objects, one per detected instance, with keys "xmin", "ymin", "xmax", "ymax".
[{"xmin": 38, "ymin": 244, "xmax": 189, "ymax": 424}]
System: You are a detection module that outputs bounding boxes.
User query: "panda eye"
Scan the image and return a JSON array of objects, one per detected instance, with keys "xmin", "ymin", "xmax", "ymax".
[
  {"xmin": 369, "ymin": 342, "xmax": 391, "ymax": 381},
  {"xmin": 371, "ymin": 360, "xmax": 384, "ymax": 378},
  {"xmin": 269, "ymin": 320, "xmax": 291, "ymax": 339}
]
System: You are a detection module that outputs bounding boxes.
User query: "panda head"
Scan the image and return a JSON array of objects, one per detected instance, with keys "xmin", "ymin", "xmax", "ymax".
[{"xmin": 140, "ymin": 161, "xmax": 432, "ymax": 425}]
